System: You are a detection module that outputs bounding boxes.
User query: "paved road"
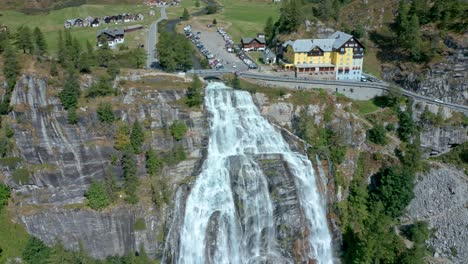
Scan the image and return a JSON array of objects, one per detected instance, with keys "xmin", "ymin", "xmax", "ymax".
[
  {"xmin": 146, "ymin": 6, "xmax": 167, "ymax": 69},
  {"xmin": 188, "ymin": 69, "xmax": 468, "ymax": 113}
]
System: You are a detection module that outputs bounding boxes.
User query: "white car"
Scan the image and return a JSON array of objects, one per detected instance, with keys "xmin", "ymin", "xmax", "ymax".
[{"xmin": 233, "ymin": 64, "xmax": 237, "ymax": 68}]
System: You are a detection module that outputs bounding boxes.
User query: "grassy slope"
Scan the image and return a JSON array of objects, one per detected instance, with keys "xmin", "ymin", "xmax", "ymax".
[
  {"xmin": 0, "ymin": 209, "xmax": 30, "ymax": 262},
  {"xmin": 1, "ymin": 4, "xmax": 155, "ymax": 54}
]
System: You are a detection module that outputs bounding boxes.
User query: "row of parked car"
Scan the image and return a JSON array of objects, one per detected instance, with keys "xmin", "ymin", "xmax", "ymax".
[
  {"xmin": 184, "ymin": 25, "xmax": 224, "ymax": 70},
  {"xmin": 216, "ymin": 27, "xmax": 258, "ymax": 70}
]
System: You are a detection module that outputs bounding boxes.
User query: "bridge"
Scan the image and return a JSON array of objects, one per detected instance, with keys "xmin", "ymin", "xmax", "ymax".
[{"xmin": 186, "ymin": 69, "xmax": 468, "ymax": 113}]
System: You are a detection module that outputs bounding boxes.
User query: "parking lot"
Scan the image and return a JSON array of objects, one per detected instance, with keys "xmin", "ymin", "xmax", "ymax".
[{"xmin": 184, "ymin": 24, "xmax": 249, "ymax": 72}]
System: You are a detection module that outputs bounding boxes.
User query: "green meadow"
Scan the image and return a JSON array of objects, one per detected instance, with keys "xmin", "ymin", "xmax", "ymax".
[{"xmin": 0, "ymin": 4, "xmax": 156, "ymax": 53}]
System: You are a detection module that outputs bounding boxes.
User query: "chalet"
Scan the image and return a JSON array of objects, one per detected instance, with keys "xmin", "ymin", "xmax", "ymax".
[
  {"xmin": 97, "ymin": 28, "xmax": 125, "ymax": 48},
  {"xmin": 74, "ymin": 18, "xmax": 84, "ymax": 27},
  {"xmin": 83, "ymin": 16, "xmax": 94, "ymax": 27},
  {"xmin": 64, "ymin": 19, "xmax": 75, "ymax": 29},
  {"xmin": 280, "ymin": 31, "xmax": 364, "ymax": 80},
  {"xmin": 136, "ymin": 13, "xmax": 145, "ymax": 20},
  {"xmin": 241, "ymin": 33, "xmax": 266, "ymax": 51},
  {"xmin": 91, "ymin": 18, "xmax": 100, "ymax": 28}
]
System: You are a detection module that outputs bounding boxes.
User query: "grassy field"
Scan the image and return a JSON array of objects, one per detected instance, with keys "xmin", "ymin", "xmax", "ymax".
[
  {"xmin": 0, "ymin": 4, "xmax": 158, "ymax": 54},
  {"xmin": 215, "ymin": 0, "xmax": 280, "ymax": 41},
  {"xmin": 352, "ymin": 99, "xmax": 380, "ymax": 115},
  {"xmin": 0, "ymin": 209, "xmax": 30, "ymax": 262}
]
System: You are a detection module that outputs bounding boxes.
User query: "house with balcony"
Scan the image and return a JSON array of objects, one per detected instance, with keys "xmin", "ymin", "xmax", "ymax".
[
  {"xmin": 241, "ymin": 34, "xmax": 266, "ymax": 51},
  {"xmin": 279, "ymin": 31, "xmax": 364, "ymax": 80},
  {"xmin": 97, "ymin": 28, "xmax": 125, "ymax": 48}
]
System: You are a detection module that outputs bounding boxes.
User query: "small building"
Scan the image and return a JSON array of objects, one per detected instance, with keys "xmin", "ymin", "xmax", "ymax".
[
  {"xmin": 91, "ymin": 18, "xmax": 100, "ymax": 28},
  {"xmin": 136, "ymin": 13, "xmax": 145, "ymax": 20},
  {"xmin": 263, "ymin": 49, "xmax": 276, "ymax": 64},
  {"xmin": 97, "ymin": 28, "xmax": 125, "ymax": 48},
  {"xmin": 125, "ymin": 24, "xmax": 144, "ymax": 33},
  {"xmin": 64, "ymin": 19, "xmax": 75, "ymax": 29},
  {"xmin": 74, "ymin": 18, "xmax": 84, "ymax": 27},
  {"xmin": 241, "ymin": 33, "xmax": 266, "ymax": 51},
  {"xmin": 149, "ymin": 10, "xmax": 156, "ymax": 16}
]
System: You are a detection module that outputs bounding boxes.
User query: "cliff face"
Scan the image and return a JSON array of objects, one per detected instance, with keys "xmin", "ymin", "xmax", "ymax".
[
  {"xmin": 3, "ymin": 73, "xmax": 207, "ymax": 259},
  {"xmin": 382, "ymin": 36, "xmax": 468, "ymax": 105}
]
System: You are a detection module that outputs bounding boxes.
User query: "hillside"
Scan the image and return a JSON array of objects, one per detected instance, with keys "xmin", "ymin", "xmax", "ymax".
[{"xmin": 0, "ymin": 0, "xmax": 142, "ymax": 13}]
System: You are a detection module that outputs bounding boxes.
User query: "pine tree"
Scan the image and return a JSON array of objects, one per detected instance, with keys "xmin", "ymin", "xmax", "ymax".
[
  {"xmin": 32, "ymin": 27, "xmax": 47, "ymax": 56},
  {"xmin": 86, "ymin": 78, "xmax": 114, "ymax": 98},
  {"xmin": 130, "ymin": 120, "xmax": 144, "ymax": 153},
  {"xmin": 67, "ymin": 107, "xmax": 78, "ymax": 124},
  {"xmin": 408, "ymin": 14, "xmax": 422, "ymax": 61},
  {"xmin": 212, "ymin": 18, "xmax": 217, "ymax": 25},
  {"xmin": 396, "ymin": 0, "xmax": 410, "ymax": 44},
  {"xmin": 59, "ymin": 71, "xmax": 81, "ymax": 110},
  {"xmin": 122, "ymin": 148, "xmax": 139, "ymax": 204},
  {"xmin": 97, "ymin": 35, "xmax": 112, "ymax": 67},
  {"xmin": 186, "ymin": 75, "xmax": 203, "ymax": 107},
  {"xmin": 15, "ymin": 26, "xmax": 33, "ymax": 53},
  {"xmin": 146, "ymin": 148, "xmax": 162, "ymax": 176},
  {"xmin": 85, "ymin": 180, "xmax": 110, "ymax": 210},
  {"xmin": 231, "ymin": 74, "xmax": 240, "ymax": 89},
  {"xmin": 195, "ymin": 0, "xmax": 200, "ymax": 7},
  {"xmin": 264, "ymin": 16, "xmax": 274, "ymax": 45},
  {"xmin": 96, "ymin": 102, "xmax": 115, "ymax": 123},
  {"xmin": 182, "ymin": 8, "xmax": 190, "ymax": 20},
  {"xmin": 131, "ymin": 47, "xmax": 146, "ymax": 69}
]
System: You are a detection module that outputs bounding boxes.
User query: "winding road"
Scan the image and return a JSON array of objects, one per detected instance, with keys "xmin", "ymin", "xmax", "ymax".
[
  {"xmin": 187, "ymin": 69, "xmax": 468, "ymax": 114},
  {"xmin": 146, "ymin": 6, "xmax": 167, "ymax": 69}
]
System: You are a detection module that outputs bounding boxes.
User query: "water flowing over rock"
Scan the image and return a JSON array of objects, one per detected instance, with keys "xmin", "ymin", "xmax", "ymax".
[{"xmin": 164, "ymin": 82, "xmax": 333, "ymax": 264}]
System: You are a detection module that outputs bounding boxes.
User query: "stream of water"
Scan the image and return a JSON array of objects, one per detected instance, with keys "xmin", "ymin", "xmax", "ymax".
[{"xmin": 175, "ymin": 82, "xmax": 333, "ymax": 263}]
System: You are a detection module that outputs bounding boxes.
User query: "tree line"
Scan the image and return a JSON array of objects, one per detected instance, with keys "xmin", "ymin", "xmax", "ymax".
[{"xmin": 157, "ymin": 32, "xmax": 193, "ymax": 72}]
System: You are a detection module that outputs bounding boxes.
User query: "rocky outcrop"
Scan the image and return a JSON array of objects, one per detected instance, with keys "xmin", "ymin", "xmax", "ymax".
[
  {"xmin": 2, "ymin": 74, "xmax": 207, "ymax": 259},
  {"xmin": 382, "ymin": 36, "xmax": 468, "ymax": 105},
  {"xmin": 413, "ymin": 102, "xmax": 467, "ymax": 157},
  {"xmin": 404, "ymin": 164, "xmax": 468, "ymax": 264}
]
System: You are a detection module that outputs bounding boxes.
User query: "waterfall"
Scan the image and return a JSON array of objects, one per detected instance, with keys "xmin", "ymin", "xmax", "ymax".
[{"xmin": 174, "ymin": 82, "xmax": 333, "ymax": 264}]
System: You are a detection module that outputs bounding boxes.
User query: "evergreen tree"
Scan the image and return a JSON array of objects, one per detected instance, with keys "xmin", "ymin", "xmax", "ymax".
[
  {"xmin": 67, "ymin": 107, "xmax": 78, "ymax": 125},
  {"xmin": 47, "ymin": 241, "xmax": 74, "ymax": 264},
  {"xmin": 114, "ymin": 124, "xmax": 131, "ymax": 150},
  {"xmin": 70, "ymin": 38, "xmax": 82, "ymax": 68},
  {"xmin": 410, "ymin": 0, "xmax": 429, "ymax": 24},
  {"xmin": 78, "ymin": 52, "xmax": 92, "ymax": 73},
  {"xmin": 212, "ymin": 18, "xmax": 217, "ymax": 25},
  {"xmin": 59, "ymin": 71, "xmax": 81, "ymax": 110},
  {"xmin": 408, "ymin": 14, "xmax": 422, "ymax": 61},
  {"xmin": 107, "ymin": 62, "xmax": 120, "ymax": 80},
  {"xmin": 15, "ymin": 26, "xmax": 33, "ymax": 53},
  {"xmin": 96, "ymin": 102, "xmax": 115, "ymax": 123},
  {"xmin": 86, "ymin": 78, "xmax": 114, "ymax": 98},
  {"xmin": 195, "ymin": 0, "xmax": 200, "ymax": 7},
  {"xmin": 396, "ymin": 0, "xmax": 410, "ymax": 44},
  {"xmin": 130, "ymin": 120, "xmax": 144, "ymax": 153},
  {"xmin": 85, "ymin": 180, "xmax": 110, "ymax": 210},
  {"xmin": 264, "ymin": 16, "xmax": 275, "ymax": 45},
  {"xmin": 32, "ymin": 27, "xmax": 47, "ymax": 56},
  {"xmin": 231, "ymin": 74, "xmax": 240, "ymax": 89},
  {"xmin": 122, "ymin": 148, "xmax": 139, "ymax": 204},
  {"xmin": 131, "ymin": 47, "xmax": 146, "ymax": 69},
  {"xmin": 146, "ymin": 148, "xmax": 162, "ymax": 176},
  {"xmin": 22, "ymin": 237, "xmax": 50, "ymax": 264},
  {"xmin": 57, "ymin": 31, "xmax": 66, "ymax": 64},
  {"xmin": 0, "ymin": 183, "xmax": 10, "ymax": 211},
  {"xmin": 182, "ymin": 8, "xmax": 190, "ymax": 20},
  {"xmin": 278, "ymin": 0, "xmax": 302, "ymax": 33},
  {"xmin": 97, "ymin": 35, "xmax": 112, "ymax": 67},
  {"xmin": 186, "ymin": 75, "xmax": 203, "ymax": 107}
]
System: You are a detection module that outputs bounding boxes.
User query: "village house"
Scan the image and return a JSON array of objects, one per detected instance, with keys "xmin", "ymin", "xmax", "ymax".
[
  {"xmin": 279, "ymin": 31, "xmax": 364, "ymax": 81},
  {"xmin": 241, "ymin": 33, "xmax": 266, "ymax": 51},
  {"xmin": 97, "ymin": 28, "xmax": 125, "ymax": 48},
  {"xmin": 91, "ymin": 18, "xmax": 100, "ymax": 28}
]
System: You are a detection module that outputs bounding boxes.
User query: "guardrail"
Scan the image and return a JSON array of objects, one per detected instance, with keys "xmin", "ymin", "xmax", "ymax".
[{"xmin": 239, "ymin": 72, "xmax": 468, "ymax": 113}]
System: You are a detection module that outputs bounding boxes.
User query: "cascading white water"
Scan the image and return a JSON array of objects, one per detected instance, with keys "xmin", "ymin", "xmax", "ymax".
[{"xmin": 177, "ymin": 82, "xmax": 333, "ymax": 264}]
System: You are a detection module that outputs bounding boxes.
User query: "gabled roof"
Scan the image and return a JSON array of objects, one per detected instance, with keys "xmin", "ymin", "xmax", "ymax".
[
  {"xmin": 241, "ymin": 35, "xmax": 266, "ymax": 45},
  {"xmin": 97, "ymin": 28, "xmax": 125, "ymax": 38},
  {"xmin": 329, "ymin": 31, "xmax": 353, "ymax": 49},
  {"xmin": 283, "ymin": 31, "xmax": 359, "ymax": 53},
  {"xmin": 65, "ymin": 19, "xmax": 76, "ymax": 24}
]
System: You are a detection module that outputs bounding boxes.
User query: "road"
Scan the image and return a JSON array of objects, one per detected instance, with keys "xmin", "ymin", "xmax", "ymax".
[
  {"xmin": 146, "ymin": 6, "xmax": 167, "ymax": 69},
  {"xmin": 187, "ymin": 69, "xmax": 468, "ymax": 113}
]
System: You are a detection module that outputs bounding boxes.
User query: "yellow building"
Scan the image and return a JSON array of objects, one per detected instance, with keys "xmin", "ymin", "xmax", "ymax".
[{"xmin": 280, "ymin": 31, "xmax": 364, "ymax": 80}]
